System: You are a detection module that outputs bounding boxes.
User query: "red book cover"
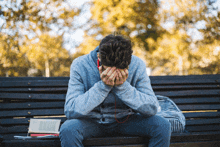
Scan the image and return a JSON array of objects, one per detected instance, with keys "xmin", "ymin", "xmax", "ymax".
[{"xmin": 30, "ymin": 134, "xmax": 59, "ymax": 137}]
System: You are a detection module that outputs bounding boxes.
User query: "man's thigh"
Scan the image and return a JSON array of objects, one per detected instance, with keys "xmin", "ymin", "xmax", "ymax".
[
  {"xmin": 60, "ymin": 118, "xmax": 106, "ymax": 139},
  {"xmin": 115, "ymin": 114, "xmax": 170, "ymax": 137}
]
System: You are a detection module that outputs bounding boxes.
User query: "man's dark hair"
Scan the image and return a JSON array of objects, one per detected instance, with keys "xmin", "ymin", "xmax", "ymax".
[{"xmin": 99, "ymin": 34, "xmax": 133, "ymax": 69}]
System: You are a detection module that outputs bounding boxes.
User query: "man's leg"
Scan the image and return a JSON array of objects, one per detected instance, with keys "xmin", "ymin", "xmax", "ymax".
[
  {"xmin": 115, "ymin": 114, "xmax": 171, "ymax": 147},
  {"xmin": 59, "ymin": 118, "xmax": 105, "ymax": 147}
]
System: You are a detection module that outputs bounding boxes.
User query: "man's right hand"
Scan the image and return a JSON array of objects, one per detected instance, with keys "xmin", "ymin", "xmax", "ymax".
[{"xmin": 99, "ymin": 66, "xmax": 117, "ymax": 87}]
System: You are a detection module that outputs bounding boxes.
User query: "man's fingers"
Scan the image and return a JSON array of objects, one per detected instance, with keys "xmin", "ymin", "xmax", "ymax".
[
  {"xmin": 120, "ymin": 69, "xmax": 127, "ymax": 78},
  {"xmin": 118, "ymin": 70, "xmax": 123, "ymax": 79},
  {"xmin": 98, "ymin": 66, "xmax": 103, "ymax": 74},
  {"xmin": 108, "ymin": 70, "xmax": 117, "ymax": 81},
  {"xmin": 107, "ymin": 67, "xmax": 116, "ymax": 77},
  {"xmin": 101, "ymin": 67, "xmax": 111, "ymax": 78}
]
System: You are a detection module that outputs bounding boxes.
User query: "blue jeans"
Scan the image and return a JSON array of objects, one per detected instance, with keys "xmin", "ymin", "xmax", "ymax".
[{"xmin": 59, "ymin": 114, "xmax": 171, "ymax": 147}]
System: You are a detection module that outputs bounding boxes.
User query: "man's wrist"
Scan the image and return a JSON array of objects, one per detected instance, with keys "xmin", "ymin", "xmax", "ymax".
[
  {"xmin": 100, "ymin": 80, "xmax": 113, "ymax": 90},
  {"xmin": 113, "ymin": 81, "xmax": 129, "ymax": 90}
]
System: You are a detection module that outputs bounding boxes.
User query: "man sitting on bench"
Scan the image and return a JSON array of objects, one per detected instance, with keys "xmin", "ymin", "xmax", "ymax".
[{"xmin": 59, "ymin": 34, "xmax": 171, "ymax": 147}]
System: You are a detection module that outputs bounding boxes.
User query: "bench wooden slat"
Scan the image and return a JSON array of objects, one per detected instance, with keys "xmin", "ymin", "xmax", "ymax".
[
  {"xmin": 0, "ymin": 84, "xmax": 218, "ymax": 92},
  {"xmin": 155, "ymin": 89, "xmax": 220, "ymax": 97},
  {"xmin": 178, "ymin": 104, "xmax": 220, "ymax": 111},
  {"xmin": 0, "ymin": 102, "xmax": 65, "ymax": 110},
  {"xmin": 0, "ymin": 117, "xmax": 219, "ymax": 126},
  {"xmin": 2, "ymin": 140, "xmax": 220, "ymax": 147},
  {"xmin": 1, "ymin": 102, "xmax": 219, "ymax": 111},
  {"xmin": 0, "ymin": 117, "xmax": 220, "ymax": 134},
  {"xmin": 2, "ymin": 124, "xmax": 219, "ymax": 134},
  {"xmin": 0, "ymin": 77, "xmax": 69, "ymax": 81},
  {"xmin": 153, "ymin": 85, "xmax": 219, "ymax": 90},
  {"xmin": 170, "ymin": 141, "xmax": 220, "ymax": 147},
  {"xmin": 186, "ymin": 125, "xmax": 220, "ymax": 132},
  {"xmin": 0, "ymin": 109, "xmax": 64, "ymax": 118},
  {"xmin": 1, "ymin": 77, "xmax": 219, "ymax": 87},
  {"xmin": 0, "ymin": 117, "xmax": 67, "ymax": 125},
  {"xmin": 0, "ymin": 74, "xmax": 218, "ymax": 81},
  {"xmin": 1, "ymin": 131, "xmax": 220, "ymax": 146},
  {"xmin": 0, "ymin": 107, "xmax": 219, "ymax": 119},
  {"xmin": 0, "ymin": 93, "xmax": 66, "ymax": 100},
  {"xmin": 172, "ymin": 97, "xmax": 220, "ymax": 104},
  {"xmin": 186, "ymin": 118, "xmax": 220, "ymax": 125},
  {"xmin": 0, "ymin": 81, "xmax": 68, "ymax": 87},
  {"xmin": 1, "ymin": 78, "xmax": 219, "ymax": 87},
  {"xmin": 0, "ymin": 126, "xmax": 28, "ymax": 134},
  {"xmin": 184, "ymin": 112, "xmax": 220, "ymax": 118},
  {"xmin": 151, "ymin": 78, "xmax": 220, "ymax": 85},
  {"xmin": 1, "ymin": 89, "xmax": 219, "ymax": 100},
  {"xmin": 1, "ymin": 99, "xmax": 219, "ymax": 110},
  {"xmin": 0, "ymin": 87, "xmax": 67, "ymax": 92}
]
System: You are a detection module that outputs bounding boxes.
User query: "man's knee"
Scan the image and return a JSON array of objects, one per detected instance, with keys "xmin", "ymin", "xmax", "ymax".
[
  {"xmin": 60, "ymin": 119, "xmax": 83, "ymax": 135},
  {"xmin": 148, "ymin": 115, "xmax": 171, "ymax": 137}
]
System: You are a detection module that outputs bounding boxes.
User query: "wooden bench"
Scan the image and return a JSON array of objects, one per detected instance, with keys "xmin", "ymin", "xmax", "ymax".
[{"xmin": 0, "ymin": 74, "xmax": 220, "ymax": 147}]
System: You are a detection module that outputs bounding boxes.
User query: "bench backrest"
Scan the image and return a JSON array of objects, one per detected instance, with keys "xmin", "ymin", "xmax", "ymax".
[{"xmin": 0, "ymin": 75, "xmax": 220, "ymax": 141}]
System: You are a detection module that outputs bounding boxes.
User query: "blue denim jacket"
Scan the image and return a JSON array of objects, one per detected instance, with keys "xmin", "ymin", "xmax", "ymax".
[{"xmin": 156, "ymin": 95, "xmax": 185, "ymax": 133}]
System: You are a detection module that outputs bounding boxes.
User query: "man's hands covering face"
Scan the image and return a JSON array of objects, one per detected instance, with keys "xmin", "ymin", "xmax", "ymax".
[
  {"xmin": 99, "ymin": 65, "xmax": 128, "ymax": 87},
  {"xmin": 99, "ymin": 66, "xmax": 117, "ymax": 87},
  {"xmin": 115, "ymin": 68, "xmax": 128, "ymax": 86}
]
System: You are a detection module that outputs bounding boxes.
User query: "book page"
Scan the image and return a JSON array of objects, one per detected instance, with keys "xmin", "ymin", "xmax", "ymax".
[{"xmin": 28, "ymin": 119, "xmax": 61, "ymax": 134}]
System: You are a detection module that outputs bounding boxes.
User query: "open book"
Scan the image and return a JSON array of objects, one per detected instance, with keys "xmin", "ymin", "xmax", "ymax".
[{"xmin": 14, "ymin": 118, "xmax": 61, "ymax": 140}]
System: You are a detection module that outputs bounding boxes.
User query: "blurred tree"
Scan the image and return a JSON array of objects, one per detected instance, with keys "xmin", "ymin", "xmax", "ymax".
[
  {"xmin": 21, "ymin": 34, "xmax": 72, "ymax": 77},
  {"xmin": 77, "ymin": 0, "xmax": 164, "ymax": 59},
  {"xmin": 75, "ymin": 34, "xmax": 100, "ymax": 54},
  {"xmin": 147, "ymin": 30, "xmax": 192, "ymax": 75},
  {"xmin": 0, "ymin": 33, "xmax": 31, "ymax": 77},
  {"xmin": 0, "ymin": 0, "xmax": 81, "ymax": 76},
  {"xmin": 151, "ymin": 0, "xmax": 220, "ymax": 75}
]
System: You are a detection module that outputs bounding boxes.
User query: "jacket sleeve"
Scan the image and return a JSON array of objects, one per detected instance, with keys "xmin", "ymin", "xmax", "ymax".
[
  {"xmin": 112, "ymin": 60, "xmax": 159, "ymax": 117},
  {"xmin": 64, "ymin": 59, "xmax": 112, "ymax": 119}
]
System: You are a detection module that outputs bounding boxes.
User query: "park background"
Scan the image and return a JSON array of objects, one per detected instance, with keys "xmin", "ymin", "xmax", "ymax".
[{"xmin": 0, "ymin": 0, "xmax": 219, "ymax": 77}]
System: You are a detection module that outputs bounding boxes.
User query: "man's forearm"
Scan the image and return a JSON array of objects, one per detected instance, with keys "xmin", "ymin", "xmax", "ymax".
[
  {"xmin": 112, "ymin": 81, "xmax": 159, "ymax": 117},
  {"xmin": 65, "ymin": 80, "xmax": 112, "ymax": 119}
]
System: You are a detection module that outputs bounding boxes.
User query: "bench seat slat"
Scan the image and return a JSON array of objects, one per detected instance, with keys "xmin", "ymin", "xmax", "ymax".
[
  {"xmin": 0, "ymin": 117, "xmax": 219, "ymax": 126},
  {"xmin": 0, "ymin": 93, "xmax": 66, "ymax": 100},
  {"xmin": 0, "ymin": 87, "xmax": 67, "ymax": 92},
  {"xmin": 0, "ymin": 74, "xmax": 218, "ymax": 81},
  {"xmin": 2, "ymin": 124, "xmax": 219, "ymax": 134},
  {"xmin": 172, "ymin": 97, "xmax": 220, "ymax": 104},
  {"xmin": 186, "ymin": 118, "xmax": 220, "ymax": 125},
  {"xmin": 0, "ymin": 117, "xmax": 67, "ymax": 125},
  {"xmin": 178, "ymin": 104, "xmax": 220, "ymax": 111},
  {"xmin": 1, "ymin": 89, "xmax": 219, "ymax": 100},
  {"xmin": 153, "ymin": 85, "xmax": 220, "ymax": 90},
  {"xmin": 0, "ymin": 102, "xmax": 65, "ymax": 110},
  {"xmin": 0, "ymin": 81, "xmax": 68, "ymax": 87},
  {"xmin": 2, "ymin": 140, "xmax": 220, "ymax": 147},
  {"xmin": 1, "ymin": 77, "xmax": 219, "ymax": 88},
  {"xmin": 150, "ymin": 78, "xmax": 220, "ymax": 85},
  {"xmin": 155, "ymin": 89, "xmax": 220, "ymax": 97},
  {"xmin": 186, "ymin": 125, "xmax": 220, "ymax": 132},
  {"xmin": 0, "ymin": 84, "xmax": 218, "ymax": 92},
  {"xmin": 0, "ymin": 109, "xmax": 64, "ymax": 118},
  {"xmin": 1, "ymin": 100, "xmax": 219, "ymax": 110},
  {"xmin": 1, "ymin": 78, "xmax": 219, "ymax": 87},
  {"xmin": 184, "ymin": 112, "xmax": 220, "ymax": 118},
  {"xmin": 1, "ymin": 132, "xmax": 220, "ymax": 146}
]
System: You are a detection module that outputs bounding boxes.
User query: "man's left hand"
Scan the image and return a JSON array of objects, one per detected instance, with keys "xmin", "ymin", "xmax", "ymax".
[{"xmin": 114, "ymin": 69, "xmax": 128, "ymax": 86}]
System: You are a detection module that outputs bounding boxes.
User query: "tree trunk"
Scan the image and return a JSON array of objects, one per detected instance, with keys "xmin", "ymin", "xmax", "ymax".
[{"xmin": 45, "ymin": 59, "xmax": 50, "ymax": 77}]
